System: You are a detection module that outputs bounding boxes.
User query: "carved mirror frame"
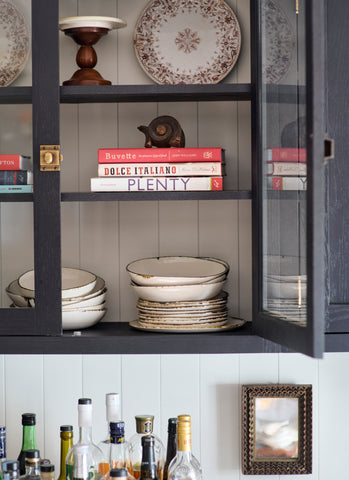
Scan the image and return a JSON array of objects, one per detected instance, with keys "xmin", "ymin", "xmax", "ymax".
[{"xmin": 242, "ymin": 384, "xmax": 312, "ymax": 475}]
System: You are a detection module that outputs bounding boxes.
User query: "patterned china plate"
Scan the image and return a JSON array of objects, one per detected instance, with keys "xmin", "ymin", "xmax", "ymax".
[
  {"xmin": 134, "ymin": 0, "xmax": 241, "ymax": 84},
  {"xmin": 0, "ymin": 1, "xmax": 30, "ymax": 86}
]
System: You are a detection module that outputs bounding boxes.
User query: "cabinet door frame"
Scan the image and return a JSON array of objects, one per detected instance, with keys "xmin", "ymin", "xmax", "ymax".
[
  {"xmin": 0, "ymin": 0, "xmax": 62, "ymax": 335},
  {"xmin": 251, "ymin": 0, "xmax": 326, "ymax": 357}
]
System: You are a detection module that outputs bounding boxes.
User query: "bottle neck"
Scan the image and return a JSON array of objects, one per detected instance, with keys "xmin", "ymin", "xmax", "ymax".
[
  {"xmin": 140, "ymin": 444, "xmax": 158, "ymax": 480},
  {"xmin": 21, "ymin": 426, "xmax": 36, "ymax": 451},
  {"xmin": 78, "ymin": 426, "xmax": 93, "ymax": 444},
  {"xmin": 25, "ymin": 462, "xmax": 40, "ymax": 477},
  {"xmin": 59, "ymin": 433, "xmax": 73, "ymax": 480}
]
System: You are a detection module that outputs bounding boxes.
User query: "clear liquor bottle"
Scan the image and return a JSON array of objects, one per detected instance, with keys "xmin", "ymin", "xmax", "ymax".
[
  {"xmin": 57, "ymin": 426, "xmax": 73, "ymax": 480},
  {"xmin": 39, "ymin": 464, "xmax": 54, "ymax": 480},
  {"xmin": 66, "ymin": 399, "xmax": 105, "ymax": 480},
  {"xmin": 98, "ymin": 394, "xmax": 121, "ymax": 475},
  {"xmin": 127, "ymin": 416, "xmax": 164, "ymax": 480},
  {"xmin": 167, "ymin": 416, "xmax": 202, "ymax": 480},
  {"xmin": 17, "ymin": 415, "xmax": 37, "ymax": 475},
  {"xmin": 20, "ymin": 449, "xmax": 41, "ymax": 480},
  {"xmin": 109, "ymin": 422, "xmax": 128, "ymax": 470}
]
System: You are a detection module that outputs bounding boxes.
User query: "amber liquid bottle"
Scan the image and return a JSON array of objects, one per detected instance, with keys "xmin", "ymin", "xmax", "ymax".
[
  {"xmin": 140, "ymin": 436, "xmax": 158, "ymax": 480},
  {"xmin": 163, "ymin": 419, "xmax": 176, "ymax": 480}
]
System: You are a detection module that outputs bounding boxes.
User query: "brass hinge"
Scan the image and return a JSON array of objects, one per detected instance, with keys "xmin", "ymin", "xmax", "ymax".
[
  {"xmin": 40, "ymin": 145, "xmax": 63, "ymax": 171},
  {"xmin": 324, "ymin": 136, "xmax": 335, "ymax": 164}
]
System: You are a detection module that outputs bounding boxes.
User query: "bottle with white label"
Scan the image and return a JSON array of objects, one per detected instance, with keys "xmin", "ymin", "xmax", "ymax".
[{"xmin": 98, "ymin": 393, "xmax": 121, "ymax": 474}]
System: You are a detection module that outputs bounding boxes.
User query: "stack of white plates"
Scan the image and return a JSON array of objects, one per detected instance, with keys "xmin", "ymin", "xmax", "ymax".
[
  {"xmin": 126, "ymin": 256, "xmax": 245, "ymax": 332},
  {"xmin": 6, "ymin": 267, "xmax": 107, "ymax": 330}
]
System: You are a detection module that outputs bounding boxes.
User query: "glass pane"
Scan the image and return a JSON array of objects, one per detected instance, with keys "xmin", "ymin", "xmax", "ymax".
[{"xmin": 261, "ymin": 0, "xmax": 306, "ymax": 325}]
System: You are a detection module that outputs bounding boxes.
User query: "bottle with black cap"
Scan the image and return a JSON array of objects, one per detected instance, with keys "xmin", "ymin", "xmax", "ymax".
[
  {"xmin": 57, "ymin": 426, "xmax": 73, "ymax": 480},
  {"xmin": 66, "ymin": 399, "xmax": 104, "ymax": 480},
  {"xmin": 18, "ymin": 415, "xmax": 37, "ymax": 475},
  {"xmin": 2, "ymin": 461, "xmax": 19, "ymax": 480},
  {"xmin": 110, "ymin": 469, "xmax": 128, "ymax": 480},
  {"xmin": 20, "ymin": 449, "xmax": 40, "ymax": 480},
  {"xmin": 163, "ymin": 419, "xmax": 176, "ymax": 480},
  {"xmin": 140, "ymin": 437, "xmax": 158, "ymax": 480},
  {"xmin": 39, "ymin": 464, "xmax": 54, "ymax": 480}
]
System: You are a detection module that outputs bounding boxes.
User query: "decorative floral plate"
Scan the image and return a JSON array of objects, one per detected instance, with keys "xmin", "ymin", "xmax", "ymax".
[
  {"xmin": 134, "ymin": 0, "xmax": 241, "ymax": 84},
  {"xmin": 0, "ymin": 1, "xmax": 30, "ymax": 86},
  {"xmin": 262, "ymin": 0, "xmax": 295, "ymax": 84}
]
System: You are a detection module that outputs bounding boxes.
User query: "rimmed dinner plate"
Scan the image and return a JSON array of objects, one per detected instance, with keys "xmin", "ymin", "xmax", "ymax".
[
  {"xmin": 134, "ymin": 0, "xmax": 241, "ymax": 84},
  {"xmin": 129, "ymin": 317, "xmax": 246, "ymax": 333},
  {"xmin": 59, "ymin": 16, "xmax": 126, "ymax": 31},
  {"xmin": 0, "ymin": 1, "xmax": 30, "ymax": 86}
]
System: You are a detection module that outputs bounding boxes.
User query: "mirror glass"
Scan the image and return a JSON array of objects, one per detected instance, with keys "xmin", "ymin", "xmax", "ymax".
[{"xmin": 255, "ymin": 397, "xmax": 299, "ymax": 460}]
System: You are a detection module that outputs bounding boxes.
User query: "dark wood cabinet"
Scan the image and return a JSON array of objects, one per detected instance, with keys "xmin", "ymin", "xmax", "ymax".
[{"xmin": 0, "ymin": 0, "xmax": 341, "ymax": 358}]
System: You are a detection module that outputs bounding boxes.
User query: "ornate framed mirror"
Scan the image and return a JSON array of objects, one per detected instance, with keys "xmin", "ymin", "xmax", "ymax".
[{"xmin": 242, "ymin": 384, "xmax": 312, "ymax": 474}]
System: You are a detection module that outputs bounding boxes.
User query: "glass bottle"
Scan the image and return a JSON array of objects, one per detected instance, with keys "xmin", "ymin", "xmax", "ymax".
[
  {"xmin": 127, "ymin": 416, "xmax": 164, "ymax": 480},
  {"xmin": 163, "ymin": 419, "xmax": 176, "ymax": 480},
  {"xmin": 109, "ymin": 469, "xmax": 128, "ymax": 480},
  {"xmin": 167, "ymin": 416, "xmax": 202, "ymax": 480},
  {"xmin": 0, "ymin": 426, "xmax": 6, "ymax": 480},
  {"xmin": 2, "ymin": 461, "xmax": 19, "ymax": 480},
  {"xmin": 20, "ymin": 449, "xmax": 41, "ymax": 480},
  {"xmin": 18, "ymin": 414, "xmax": 37, "ymax": 475},
  {"xmin": 109, "ymin": 422, "xmax": 128, "ymax": 470},
  {"xmin": 39, "ymin": 465, "xmax": 54, "ymax": 480},
  {"xmin": 71, "ymin": 445, "xmax": 91, "ymax": 480},
  {"xmin": 66, "ymin": 399, "xmax": 105, "ymax": 480},
  {"xmin": 140, "ymin": 437, "xmax": 158, "ymax": 480},
  {"xmin": 98, "ymin": 394, "xmax": 121, "ymax": 475},
  {"xmin": 57, "ymin": 425, "xmax": 73, "ymax": 480}
]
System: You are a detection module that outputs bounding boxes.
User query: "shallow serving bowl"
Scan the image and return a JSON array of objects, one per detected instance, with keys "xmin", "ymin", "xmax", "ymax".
[
  {"xmin": 62, "ymin": 307, "xmax": 106, "ymax": 330},
  {"xmin": 59, "ymin": 16, "xmax": 127, "ymax": 31},
  {"xmin": 18, "ymin": 267, "xmax": 97, "ymax": 299},
  {"xmin": 6, "ymin": 279, "xmax": 30, "ymax": 307},
  {"xmin": 267, "ymin": 280, "xmax": 306, "ymax": 300},
  {"xmin": 126, "ymin": 256, "xmax": 228, "ymax": 286},
  {"xmin": 130, "ymin": 280, "xmax": 226, "ymax": 302}
]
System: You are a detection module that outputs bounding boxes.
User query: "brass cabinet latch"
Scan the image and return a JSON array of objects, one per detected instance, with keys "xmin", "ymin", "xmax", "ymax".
[{"xmin": 40, "ymin": 145, "xmax": 63, "ymax": 171}]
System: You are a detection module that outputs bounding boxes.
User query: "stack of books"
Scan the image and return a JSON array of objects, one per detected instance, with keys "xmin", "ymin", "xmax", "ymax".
[
  {"xmin": 0, "ymin": 155, "xmax": 33, "ymax": 193},
  {"xmin": 90, "ymin": 147, "xmax": 225, "ymax": 192},
  {"xmin": 266, "ymin": 148, "xmax": 307, "ymax": 190}
]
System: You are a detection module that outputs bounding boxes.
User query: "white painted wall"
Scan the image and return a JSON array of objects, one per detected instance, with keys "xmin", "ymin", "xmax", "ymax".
[{"xmin": 0, "ymin": 352, "xmax": 347, "ymax": 479}]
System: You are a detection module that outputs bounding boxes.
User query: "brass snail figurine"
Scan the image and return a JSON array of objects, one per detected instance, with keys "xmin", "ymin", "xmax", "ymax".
[{"xmin": 138, "ymin": 115, "xmax": 185, "ymax": 148}]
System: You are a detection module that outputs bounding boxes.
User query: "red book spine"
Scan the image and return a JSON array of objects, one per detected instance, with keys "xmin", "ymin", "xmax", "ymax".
[
  {"xmin": 0, "ymin": 155, "xmax": 24, "ymax": 170},
  {"xmin": 266, "ymin": 148, "xmax": 306, "ymax": 162},
  {"xmin": 98, "ymin": 147, "xmax": 224, "ymax": 163}
]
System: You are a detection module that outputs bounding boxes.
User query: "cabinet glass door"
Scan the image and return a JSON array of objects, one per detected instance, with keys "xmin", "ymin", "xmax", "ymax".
[
  {"xmin": 0, "ymin": 0, "xmax": 62, "ymax": 336},
  {"xmin": 252, "ymin": 0, "xmax": 326, "ymax": 357}
]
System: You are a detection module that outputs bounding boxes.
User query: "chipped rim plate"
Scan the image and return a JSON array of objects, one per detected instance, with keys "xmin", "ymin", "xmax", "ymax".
[
  {"xmin": 0, "ymin": 1, "xmax": 30, "ymax": 86},
  {"xmin": 129, "ymin": 317, "xmax": 246, "ymax": 333},
  {"xmin": 59, "ymin": 15, "xmax": 127, "ymax": 31},
  {"xmin": 133, "ymin": 0, "xmax": 241, "ymax": 84}
]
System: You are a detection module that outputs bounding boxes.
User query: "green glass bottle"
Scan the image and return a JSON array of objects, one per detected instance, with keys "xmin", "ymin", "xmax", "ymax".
[
  {"xmin": 57, "ymin": 426, "xmax": 73, "ymax": 480},
  {"xmin": 18, "ymin": 414, "xmax": 37, "ymax": 476}
]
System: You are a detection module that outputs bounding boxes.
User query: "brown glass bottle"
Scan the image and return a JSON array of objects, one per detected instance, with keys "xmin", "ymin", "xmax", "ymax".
[
  {"xmin": 140, "ymin": 436, "xmax": 158, "ymax": 480},
  {"xmin": 163, "ymin": 419, "xmax": 176, "ymax": 480}
]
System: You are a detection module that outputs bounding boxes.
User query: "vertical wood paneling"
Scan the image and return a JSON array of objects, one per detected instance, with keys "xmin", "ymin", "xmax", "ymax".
[
  {"xmin": 159, "ymin": 355, "xmax": 200, "ymax": 456},
  {"xmin": 82, "ymin": 355, "xmax": 122, "ymax": 446},
  {"xmin": 239, "ymin": 354, "xmax": 279, "ymax": 480},
  {"xmin": 121, "ymin": 355, "xmax": 161, "ymax": 440},
  {"xmin": 199, "ymin": 354, "xmax": 240, "ymax": 480},
  {"xmin": 43, "ymin": 355, "xmax": 83, "ymax": 469},
  {"xmin": 318, "ymin": 353, "xmax": 349, "ymax": 479},
  {"xmin": 278, "ymin": 354, "xmax": 318, "ymax": 480},
  {"xmin": 5, "ymin": 356, "xmax": 44, "ymax": 462},
  {"xmin": 0, "ymin": 355, "xmax": 4, "ymax": 426}
]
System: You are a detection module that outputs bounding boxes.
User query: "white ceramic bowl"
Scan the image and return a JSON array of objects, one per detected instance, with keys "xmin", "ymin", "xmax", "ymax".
[
  {"xmin": 62, "ymin": 308, "xmax": 106, "ymax": 330},
  {"xmin": 18, "ymin": 267, "xmax": 97, "ymax": 299},
  {"xmin": 6, "ymin": 280, "xmax": 30, "ymax": 307},
  {"xmin": 126, "ymin": 256, "xmax": 228, "ymax": 286},
  {"xmin": 267, "ymin": 281, "xmax": 306, "ymax": 300},
  {"xmin": 59, "ymin": 16, "xmax": 127, "ymax": 31},
  {"xmin": 62, "ymin": 277, "xmax": 106, "ymax": 304},
  {"xmin": 130, "ymin": 280, "xmax": 226, "ymax": 302}
]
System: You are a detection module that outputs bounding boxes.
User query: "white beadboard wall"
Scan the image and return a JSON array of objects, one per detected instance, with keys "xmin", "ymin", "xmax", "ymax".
[{"xmin": 0, "ymin": 352, "xmax": 348, "ymax": 479}]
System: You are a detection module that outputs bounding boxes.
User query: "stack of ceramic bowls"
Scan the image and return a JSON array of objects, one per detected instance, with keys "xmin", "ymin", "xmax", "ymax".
[
  {"xmin": 126, "ymin": 256, "xmax": 234, "ymax": 331},
  {"xmin": 6, "ymin": 267, "xmax": 107, "ymax": 330}
]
